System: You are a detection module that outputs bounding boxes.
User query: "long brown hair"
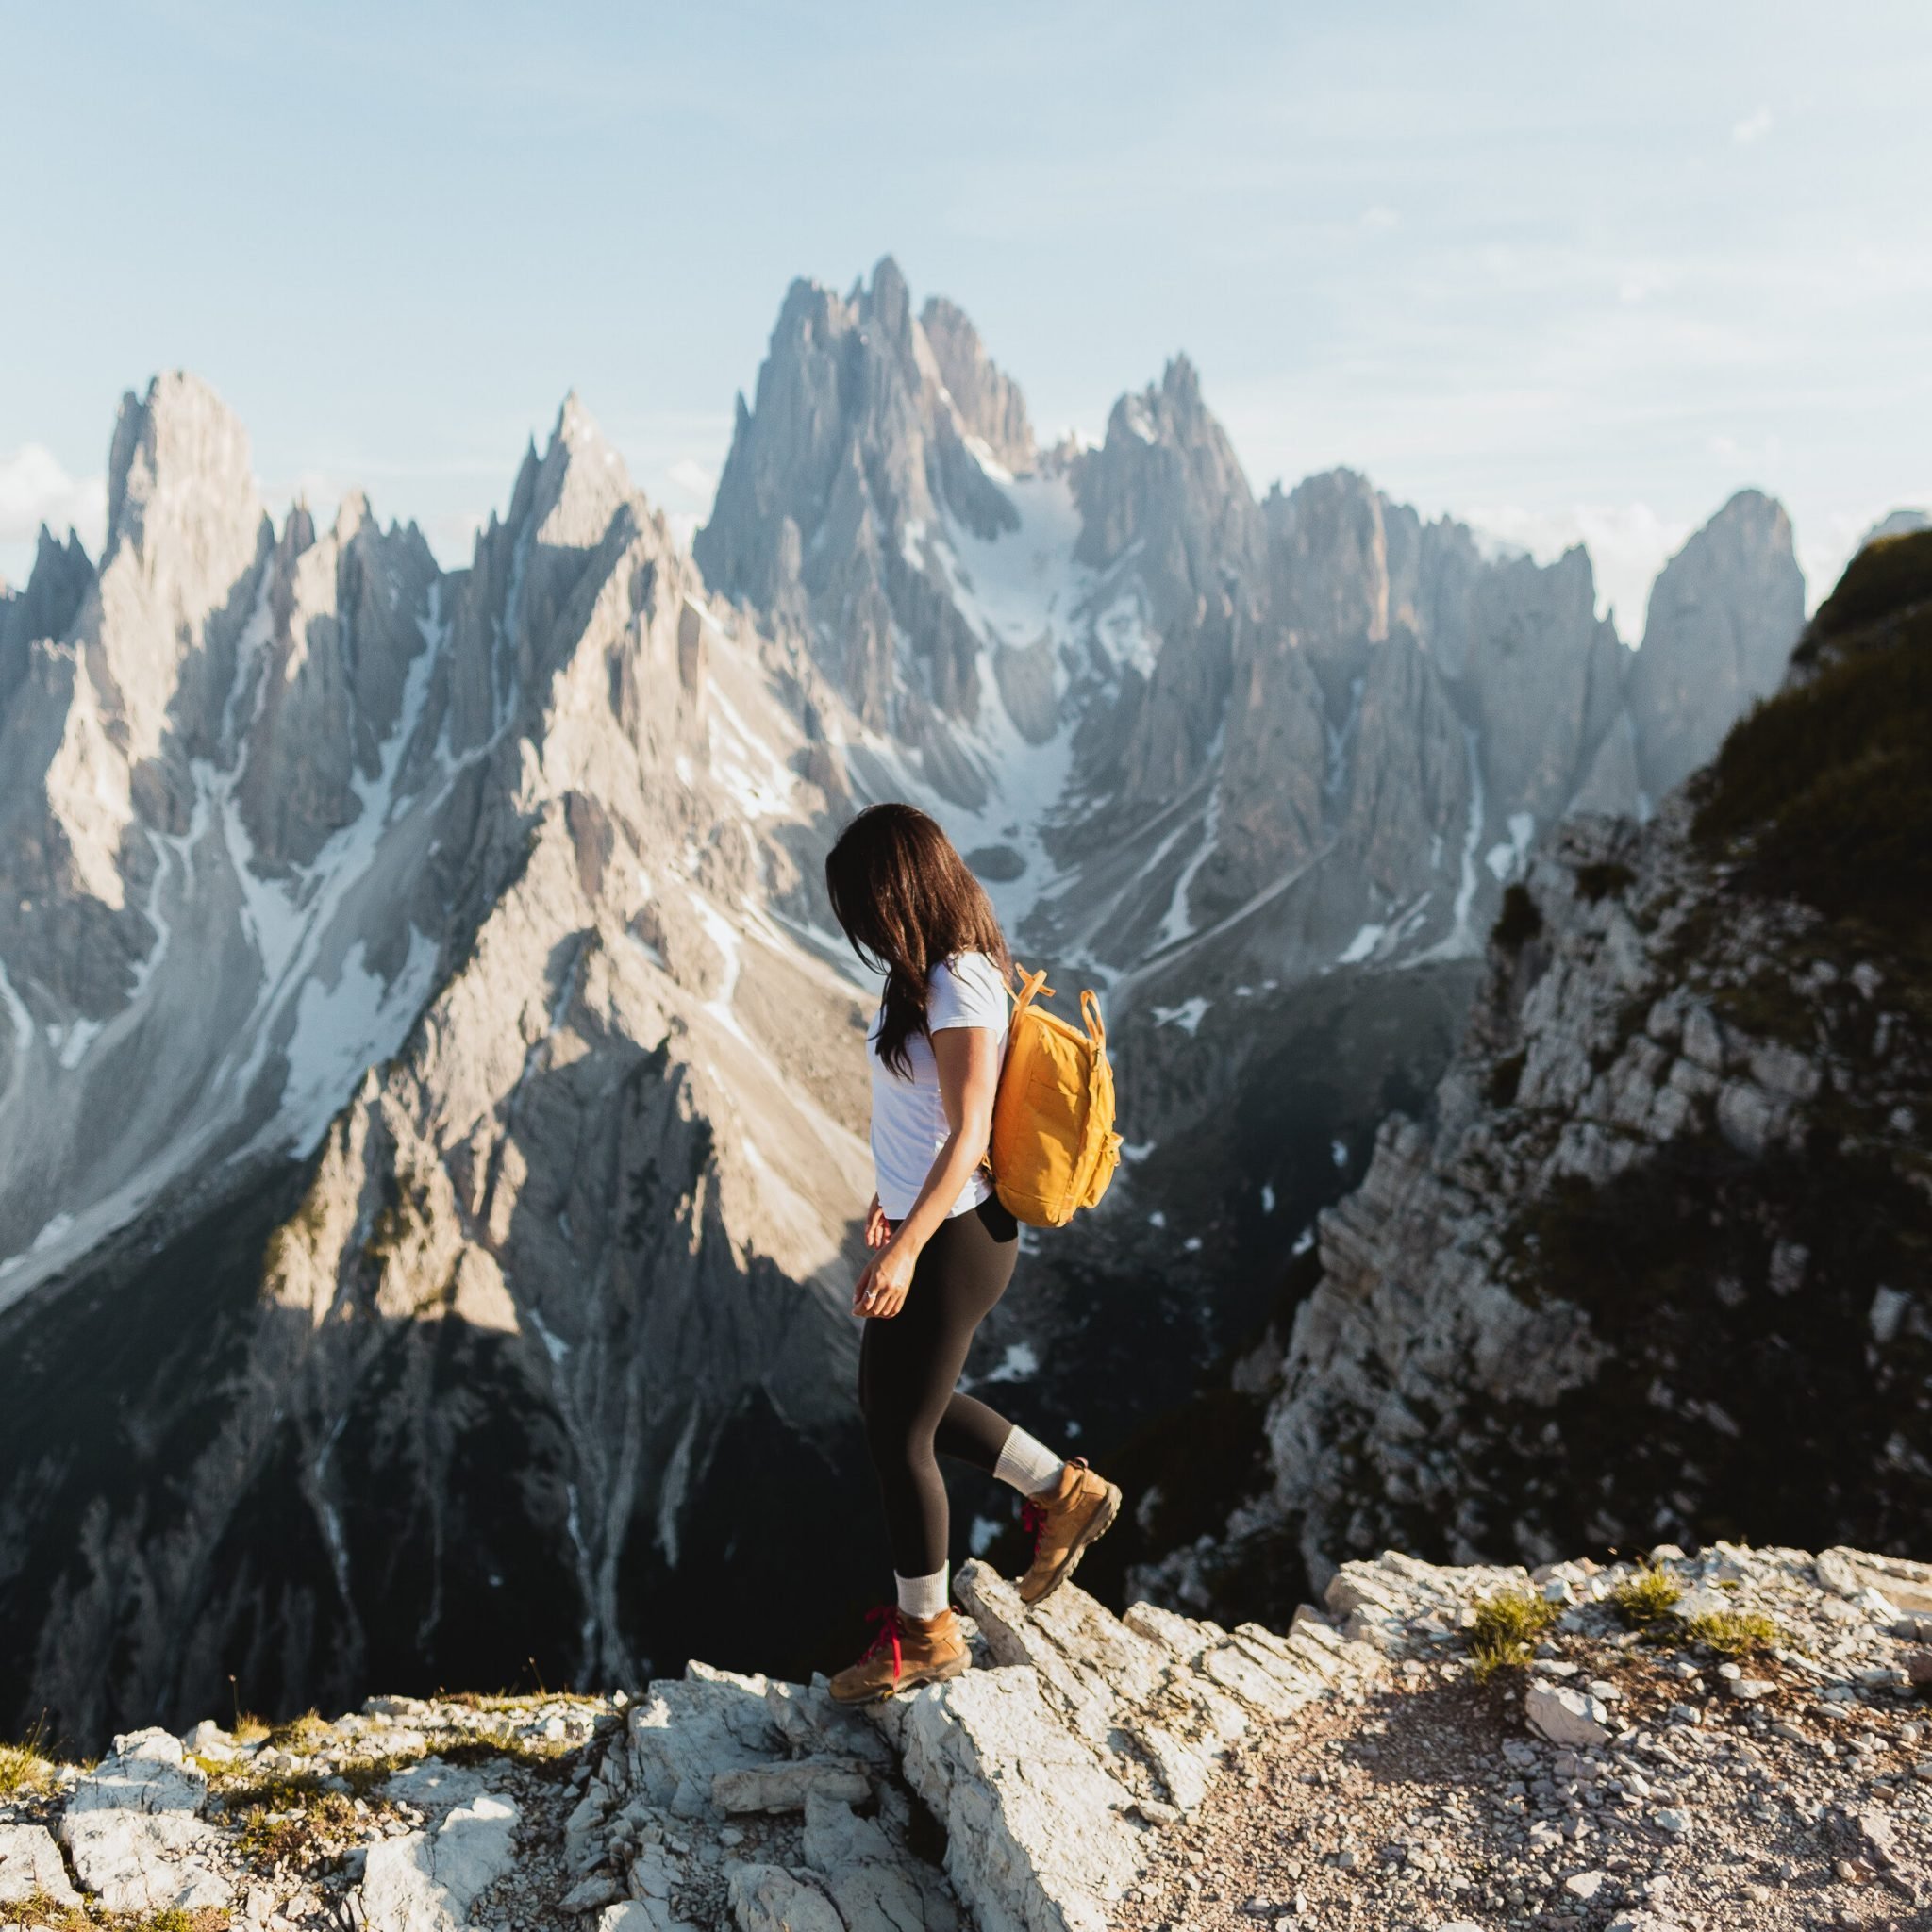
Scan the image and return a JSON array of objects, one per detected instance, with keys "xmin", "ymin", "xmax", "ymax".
[{"xmin": 824, "ymin": 802, "xmax": 1012, "ymax": 1076}]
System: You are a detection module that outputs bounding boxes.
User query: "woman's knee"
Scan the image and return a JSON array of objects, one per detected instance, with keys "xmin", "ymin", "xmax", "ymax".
[{"xmin": 864, "ymin": 1407, "xmax": 941, "ymax": 1474}]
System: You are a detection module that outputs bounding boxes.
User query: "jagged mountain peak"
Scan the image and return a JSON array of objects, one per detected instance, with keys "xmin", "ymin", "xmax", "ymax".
[
  {"xmin": 551, "ymin": 386, "xmax": 604, "ymax": 454},
  {"xmin": 1100, "ymin": 351, "xmax": 1215, "ymax": 448},
  {"xmin": 858, "ymin": 251, "xmax": 915, "ymax": 341},
  {"xmin": 0, "ymin": 525, "xmax": 95, "ymax": 711},
  {"xmin": 1627, "ymin": 485, "xmax": 1805, "ymax": 797},
  {"xmin": 495, "ymin": 390, "xmax": 641, "ymax": 561},
  {"xmin": 29, "ymin": 519, "xmax": 92, "ymax": 578},
  {"xmin": 1072, "ymin": 351, "xmax": 1263, "ymax": 625},
  {"xmin": 332, "ymin": 487, "xmax": 372, "ymax": 543},
  {"xmin": 21, "ymin": 523, "xmax": 94, "ymax": 620},
  {"xmin": 919, "ymin": 292, "xmax": 1035, "ymax": 473},
  {"xmin": 105, "ymin": 370, "xmax": 261, "ymax": 567}
]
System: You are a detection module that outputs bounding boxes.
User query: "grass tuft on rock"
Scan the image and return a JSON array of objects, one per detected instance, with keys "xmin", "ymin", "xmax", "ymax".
[
  {"xmin": 0, "ymin": 1726, "xmax": 58, "ymax": 1799},
  {"xmin": 0, "ymin": 1894, "xmax": 91, "ymax": 1931},
  {"xmin": 0, "ymin": 1905, "xmax": 228, "ymax": 1931},
  {"xmin": 437, "ymin": 1729, "xmax": 578, "ymax": 1771},
  {"xmin": 235, "ymin": 1788, "xmax": 361, "ymax": 1872},
  {"xmin": 1610, "ymin": 1567, "xmax": 1683, "ymax": 1630},
  {"xmin": 1467, "ymin": 1588, "xmax": 1562, "ymax": 1679},
  {"xmin": 264, "ymin": 1709, "xmax": 331, "ymax": 1754},
  {"xmin": 1682, "ymin": 1608, "xmax": 1783, "ymax": 1657}
]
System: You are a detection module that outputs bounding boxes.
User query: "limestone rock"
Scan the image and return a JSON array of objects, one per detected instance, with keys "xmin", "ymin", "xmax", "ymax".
[
  {"xmin": 1524, "ymin": 1683, "xmax": 1612, "ymax": 1749},
  {"xmin": 0, "ymin": 1823, "xmax": 80, "ymax": 1906},
  {"xmin": 358, "ymin": 1763, "xmax": 519, "ymax": 1932},
  {"xmin": 725, "ymin": 1863, "xmax": 845, "ymax": 1932},
  {"xmin": 867, "ymin": 1561, "xmax": 1381, "ymax": 1932},
  {"xmin": 59, "ymin": 1726, "xmax": 232, "ymax": 1914},
  {"xmin": 709, "ymin": 1759, "xmax": 870, "ymax": 1814}
]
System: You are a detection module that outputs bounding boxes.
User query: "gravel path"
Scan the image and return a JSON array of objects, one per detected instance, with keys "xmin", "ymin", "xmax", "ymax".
[{"xmin": 1115, "ymin": 1630, "xmax": 1929, "ymax": 1932}]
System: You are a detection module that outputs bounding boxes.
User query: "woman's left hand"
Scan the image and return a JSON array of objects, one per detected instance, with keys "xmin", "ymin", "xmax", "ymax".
[{"xmin": 854, "ymin": 1237, "xmax": 917, "ymax": 1320}]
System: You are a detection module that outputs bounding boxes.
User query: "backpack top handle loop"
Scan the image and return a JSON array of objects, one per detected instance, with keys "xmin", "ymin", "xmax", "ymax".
[
  {"xmin": 1008, "ymin": 961, "xmax": 1053, "ymax": 1024},
  {"xmin": 1079, "ymin": 988, "xmax": 1106, "ymax": 1047}
]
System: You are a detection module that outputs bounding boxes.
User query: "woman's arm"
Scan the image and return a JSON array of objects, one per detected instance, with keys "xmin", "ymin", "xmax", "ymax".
[{"xmin": 854, "ymin": 1025, "xmax": 1001, "ymax": 1318}]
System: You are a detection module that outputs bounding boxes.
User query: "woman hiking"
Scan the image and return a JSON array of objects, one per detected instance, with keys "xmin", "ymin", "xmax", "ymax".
[{"xmin": 822, "ymin": 802, "xmax": 1121, "ymax": 1705}]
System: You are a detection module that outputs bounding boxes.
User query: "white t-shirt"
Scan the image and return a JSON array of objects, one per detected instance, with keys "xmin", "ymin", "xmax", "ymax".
[{"xmin": 867, "ymin": 952, "xmax": 1009, "ymax": 1220}]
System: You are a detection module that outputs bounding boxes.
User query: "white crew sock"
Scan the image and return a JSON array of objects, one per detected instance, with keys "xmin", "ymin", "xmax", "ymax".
[
  {"xmin": 895, "ymin": 1566, "xmax": 950, "ymax": 1621},
  {"xmin": 993, "ymin": 1424, "xmax": 1067, "ymax": 1498}
]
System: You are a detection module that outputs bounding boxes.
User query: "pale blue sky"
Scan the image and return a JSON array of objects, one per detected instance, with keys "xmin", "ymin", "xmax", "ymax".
[{"xmin": 3, "ymin": 1, "xmax": 1927, "ymax": 631}]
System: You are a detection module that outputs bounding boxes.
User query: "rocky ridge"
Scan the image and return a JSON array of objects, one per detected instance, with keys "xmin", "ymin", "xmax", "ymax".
[
  {"xmin": 0, "ymin": 371, "xmax": 898, "ymax": 1750},
  {"xmin": 5, "ymin": 1543, "xmax": 1928, "ymax": 1932},
  {"xmin": 1144, "ymin": 528, "xmax": 1932, "ymax": 1621}
]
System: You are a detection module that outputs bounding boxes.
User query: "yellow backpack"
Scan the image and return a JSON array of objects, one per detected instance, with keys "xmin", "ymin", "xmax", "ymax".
[{"xmin": 989, "ymin": 964, "xmax": 1124, "ymax": 1227}]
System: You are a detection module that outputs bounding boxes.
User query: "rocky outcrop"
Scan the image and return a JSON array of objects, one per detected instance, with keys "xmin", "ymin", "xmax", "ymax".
[
  {"xmin": 4, "ymin": 1544, "xmax": 1927, "ymax": 1932},
  {"xmin": 1150, "ymin": 530, "xmax": 1932, "ymax": 1613},
  {"xmin": 1122, "ymin": 1539, "xmax": 1932, "ymax": 1932},
  {"xmin": 0, "ymin": 1565, "xmax": 1391, "ymax": 1932}
]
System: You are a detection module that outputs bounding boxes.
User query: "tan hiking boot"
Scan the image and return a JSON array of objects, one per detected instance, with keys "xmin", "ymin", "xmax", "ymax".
[
  {"xmin": 1017, "ymin": 1457, "xmax": 1123, "ymax": 1605},
  {"xmin": 827, "ymin": 1606, "xmax": 970, "ymax": 1705}
]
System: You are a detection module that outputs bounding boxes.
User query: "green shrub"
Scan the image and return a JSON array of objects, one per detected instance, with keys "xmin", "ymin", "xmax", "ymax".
[
  {"xmin": 264, "ymin": 1709, "xmax": 330, "ymax": 1754},
  {"xmin": 0, "ymin": 1890, "xmax": 92, "ymax": 1930},
  {"xmin": 1468, "ymin": 1587, "xmax": 1562, "ymax": 1679},
  {"xmin": 1683, "ymin": 1608, "xmax": 1783, "ymax": 1656},
  {"xmin": 1486, "ymin": 1048, "xmax": 1527, "ymax": 1108},
  {"xmin": 1610, "ymin": 1566, "xmax": 1683, "ymax": 1629},
  {"xmin": 1491, "ymin": 884, "xmax": 1543, "ymax": 953},
  {"xmin": 1574, "ymin": 860, "xmax": 1636, "ymax": 903}
]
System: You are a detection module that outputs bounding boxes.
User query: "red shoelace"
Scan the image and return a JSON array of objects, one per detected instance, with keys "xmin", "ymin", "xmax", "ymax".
[
  {"xmin": 1020, "ymin": 1497, "xmax": 1047, "ymax": 1551},
  {"xmin": 858, "ymin": 1604, "xmax": 904, "ymax": 1681},
  {"xmin": 1021, "ymin": 1457, "xmax": 1090, "ymax": 1555}
]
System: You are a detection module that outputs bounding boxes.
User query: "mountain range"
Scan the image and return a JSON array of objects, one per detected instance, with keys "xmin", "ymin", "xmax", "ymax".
[{"xmin": 0, "ymin": 257, "xmax": 1858, "ymax": 1753}]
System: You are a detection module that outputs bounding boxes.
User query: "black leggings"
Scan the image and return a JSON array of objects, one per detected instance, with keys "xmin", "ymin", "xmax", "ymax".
[{"xmin": 858, "ymin": 1196, "xmax": 1021, "ymax": 1577}]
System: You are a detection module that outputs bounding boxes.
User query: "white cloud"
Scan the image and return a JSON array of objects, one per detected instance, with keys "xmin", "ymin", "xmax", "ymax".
[
  {"xmin": 1359, "ymin": 204, "xmax": 1399, "ymax": 232},
  {"xmin": 1732, "ymin": 105, "xmax": 1773, "ymax": 145},
  {"xmin": 1462, "ymin": 501, "xmax": 1693, "ymax": 640},
  {"xmin": 0, "ymin": 444, "xmax": 108, "ymax": 556},
  {"xmin": 664, "ymin": 458, "xmax": 716, "ymax": 504},
  {"xmin": 665, "ymin": 510, "xmax": 701, "ymax": 554}
]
